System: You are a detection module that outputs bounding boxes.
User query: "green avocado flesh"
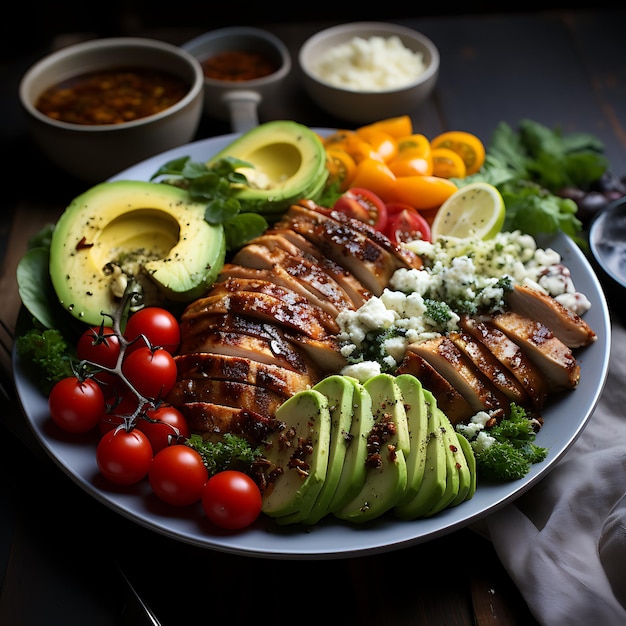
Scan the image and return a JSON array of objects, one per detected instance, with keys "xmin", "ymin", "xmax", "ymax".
[
  {"xmin": 49, "ymin": 180, "xmax": 226, "ymax": 326},
  {"xmin": 263, "ymin": 373, "xmax": 477, "ymax": 525},
  {"xmin": 208, "ymin": 120, "xmax": 328, "ymax": 213}
]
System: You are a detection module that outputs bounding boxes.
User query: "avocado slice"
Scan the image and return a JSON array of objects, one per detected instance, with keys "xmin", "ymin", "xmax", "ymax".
[
  {"xmin": 49, "ymin": 180, "xmax": 226, "ymax": 326},
  {"xmin": 334, "ymin": 374, "xmax": 409, "ymax": 524},
  {"xmin": 394, "ymin": 374, "xmax": 429, "ymax": 507},
  {"xmin": 208, "ymin": 120, "xmax": 328, "ymax": 214},
  {"xmin": 262, "ymin": 389, "xmax": 331, "ymax": 520},
  {"xmin": 301, "ymin": 375, "xmax": 356, "ymax": 525},
  {"xmin": 394, "ymin": 390, "xmax": 447, "ymax": 520},
  {"xmin": 456, "ymin": 431, "xmax": 477, "ymax": 502},
  {"xmin": 328, "ymin": 377, "xmax": 374, "ymax": 513},
  {"xmin": 425, "ymin": 404, "xmax": 461, "ymax": 516}
]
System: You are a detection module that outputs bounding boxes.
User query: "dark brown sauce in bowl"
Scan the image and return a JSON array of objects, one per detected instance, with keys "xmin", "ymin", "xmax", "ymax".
[
  {"xmin": 35, "ymin": 67, "xmax": 190, "ymax": 125},
  {"xmin": 200, "ymin": 50, "xmax": 280, "ymax": 82}
]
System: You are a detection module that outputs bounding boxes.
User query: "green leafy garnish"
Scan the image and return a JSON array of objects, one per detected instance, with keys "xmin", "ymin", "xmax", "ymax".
[
  {"xmin": 151, "ymin": 156, "xmax": 268, "ymax": 251},
  {"xmin": 186, "ymin": 433, "xmax": 262, "ymax": 477},
  {"xmin": 457, "ymin": 403, "xmax": 548, "ymax": 481},
  {"xmin": 454, "ymin": 119, "xmax": 609, "ymax": 241},
  {"xmin": 16, "ymin": 326, "xmax": 76, "ymax": 394}
]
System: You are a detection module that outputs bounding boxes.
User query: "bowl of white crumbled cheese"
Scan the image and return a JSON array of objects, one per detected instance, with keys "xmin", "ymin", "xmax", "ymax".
[{"xmin": 298, "ymin": 21, "xmax": 439, "ymax": 123}]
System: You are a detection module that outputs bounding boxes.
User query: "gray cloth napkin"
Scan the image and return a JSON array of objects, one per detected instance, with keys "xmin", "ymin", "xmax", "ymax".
[{"xmin": 485, "ymin": 317, "xmax": 626, "ymax": 625}]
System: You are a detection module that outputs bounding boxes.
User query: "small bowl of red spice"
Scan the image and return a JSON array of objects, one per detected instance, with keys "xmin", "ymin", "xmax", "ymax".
[
  {"xmin": 182, "ymin": 27, "xmax": 291, "ymax": 132},
  {"xmin": 19, "ymin": 37, "xmax": 204, "ymax": 182}
]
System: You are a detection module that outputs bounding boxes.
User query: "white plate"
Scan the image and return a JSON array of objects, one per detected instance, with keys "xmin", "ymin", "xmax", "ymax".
[
  {"xmin": 14, "ymin": 132, "xmax": 612, "ymax": 560},
  {"xmin": 589, "ymin": 196, "xmax": 626, "ymax": 289}
]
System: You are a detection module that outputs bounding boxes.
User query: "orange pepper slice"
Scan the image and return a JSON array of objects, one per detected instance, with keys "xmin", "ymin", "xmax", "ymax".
[
  {"xmin": 431, "ymin": 147, "xmax": 467, "ymax": 178},
  {"xmin": 430, "ymin": 130, "xmax": 486, "ymax": 175},
  {"xmin": 357, "ymin": 115, "xmax": 413, "ymax": 139},
  {"xmin": 349, "ymin": 157, "xmax": 397, "ymax": 202},
  {"xmin": 388, "ymin": 175, "xmax": 458, "ymax": 211}
]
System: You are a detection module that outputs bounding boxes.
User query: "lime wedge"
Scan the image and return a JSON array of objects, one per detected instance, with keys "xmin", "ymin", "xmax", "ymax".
[{"xmin": 430, "ymin": 182, "xmax": 505, "ymax": 240}]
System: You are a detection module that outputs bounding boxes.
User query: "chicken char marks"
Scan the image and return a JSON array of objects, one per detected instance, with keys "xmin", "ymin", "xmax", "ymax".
[{"xmin": 168, "ymin": 201, "xmax": 422, "ymax": 439}]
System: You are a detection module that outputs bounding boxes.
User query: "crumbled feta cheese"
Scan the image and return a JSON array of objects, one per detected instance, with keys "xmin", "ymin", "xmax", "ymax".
[
  {"xmin": 337, "ymin": 230, "xmax": 591, "ymax": 373},
  {"xmin": 341, "ymin": 360, "xmax": 381, "ymax": 382},
  {"xmin": 313, "ymin": 35, "xmax": 426, "ymax": 92}
]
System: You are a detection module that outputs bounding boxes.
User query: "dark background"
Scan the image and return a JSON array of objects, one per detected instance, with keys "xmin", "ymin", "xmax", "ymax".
[{"xmin": 2, "ymin": 1, "xmax": 611, "ymax": 61}]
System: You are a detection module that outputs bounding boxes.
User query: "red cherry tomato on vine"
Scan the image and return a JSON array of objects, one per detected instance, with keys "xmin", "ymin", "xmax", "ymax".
[
  {"xmin": 48, "ymin": 376, "xmax": 105, "ymax": 434},
  {"xmin": 149, "ymin": 445, "xmax": 208, "ymax": 506},
  {"xmin": 96, "ymin": 428, "xmax": 153, "ymax": 485},
  {"xmin": 77, "ymin": 325, "xmax": 121, "ymax": 367},
  {"xmin": 122, "ymin": 346, "xmax": 177, "ymax": 400},
  {"xmin": 332, "ymin": 187, "xmax": 388, "ymax": 231},
  {"xmin": 201, "ymin": 470, "xmax": 263, "ymax": 530},
  {"xmin": 384, "ymin": 203, "xmax": 432, "ymax": 244},
  {"xmin": 124, "ymin": 307, "xmax": 181, "ymax": 354},
  {"xmin": 137, "ymin": 405, "xmax": 190, "ymax": 453}
]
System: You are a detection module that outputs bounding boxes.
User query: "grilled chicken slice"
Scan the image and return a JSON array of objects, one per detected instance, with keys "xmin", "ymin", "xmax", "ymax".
[
  {"xmin": 180, "ymin": 290, "xmax": 338, "ymax": 339},
  {"xmin": 229, "ymin": 243, "xmax": 356, "ymax": 316},
  {"xmin": 449, "ymin": 331, "xmax": 531, "ymax": 407},
  {"xmin": 167, "ymin": 378, "xmax": 285, "ymax": 417},
  {"xmin": 178, "ymin": 326, "xmax": 317, "ymax": 374},
  {"xmin": 173, "ymin": 353, "xmax": 315, "ymax": 397},
  {"xmin": 297, "ymin": 199, "xmax": 422, "ymax": 270},
  {"xmin": 407, "ymin": 336, "xmax": 510, "ymax": 418},
  {"xmin": 179, "ymin": 312, "xmax": 345, "ymax": 373},
  {"xmin": 460, "ymin": 316, "xmax": 549, "ymax": 409},
  {"xmin": 490, "ymin": 310, "xmax": 580, "ymax": 391},
  {"xmin": 260, "ymin": 227, "xmax": 373, "ymax": 307},
  {"xmin": 506, "ymin": 283, "xmax": 596, "ymax": 348},
  {"xmin": 176, "ymin": 402, "xmax": 280, "ymax": 445},
  {"xmin": 396, "ymin": 350, "xmax": 475, "ymax": 424},
  {"xmin": 277, "ymin": 203, "xmax": 418, "ymax": 295}
]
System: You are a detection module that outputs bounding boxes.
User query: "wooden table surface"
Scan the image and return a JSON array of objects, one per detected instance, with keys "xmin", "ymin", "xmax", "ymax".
[{"xmin": 1, "ymin": 8, "xmax": 624, "ymax": 624}]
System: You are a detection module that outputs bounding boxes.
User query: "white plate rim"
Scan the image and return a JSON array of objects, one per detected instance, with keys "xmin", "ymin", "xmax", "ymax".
[{"xmin": 14, "ymin": 131, "xmax": 612, "ymax": 560}]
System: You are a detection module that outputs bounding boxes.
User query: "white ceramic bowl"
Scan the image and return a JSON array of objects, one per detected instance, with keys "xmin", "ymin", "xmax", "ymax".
[
  {"xmin": 299, "ymin": 21, "xmax": 439, "ymax": 125},
  {"xmin": 19, "ymin": 37, "xmax": 205, "ymax": 183},
  {"xmin": 182, "ymin": 27, "xmax": 291, "ymax": 133}
]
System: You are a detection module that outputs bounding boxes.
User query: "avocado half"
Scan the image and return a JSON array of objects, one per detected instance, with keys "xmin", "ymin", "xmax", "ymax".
[
  {"xmin": 49, "ymin": 180, "xmax": 226, "ymax": 325},
  {"xmin": 208, "ymin": 120, "xmax": 328, "ymax": 213}
]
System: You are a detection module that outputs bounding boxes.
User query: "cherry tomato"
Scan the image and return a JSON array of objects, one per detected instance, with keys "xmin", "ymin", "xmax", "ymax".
[
  {"xmin": 430, "ymin": 130, "xmax": 486, "ymax": 175},
  {"xmin": 149, "ymin": 445, "xmax": 208, "ymax": 507},
  {"xmin": 201, "ymin": 470, "xmax": 263, "ymax": 530},
  {"xmin": 348, "ymin": 158, "xmax": 397, "ymax": 201},
  {"xmin": 323, "ymin": 130, "xmax": 376, "ymax": 163},
  {"xmin": 396, "ymin": 133, "xmax": 431, "ymax": 157},
  {"xmin": 388, "ymin": 152, "xmax": 433, "ymax": 177},
  {"xmin": 124, "ymin": 307, "xmax": 181, "ymax": 354},
  {"xmin": 99, "ymin": 392, "xmax": 140, "ymax": 434},
  {"xmin": 389, "ymin": 175, "xmax": 458, "ymax": 211},
  {"xmin": 76, "ymin": 325, "xmax": 122, "ymax": 395},
  {"xmin": 122, "ymin": 346, "xmax": 177, "ymax": 401},
  {"xmin": 333, "ymin": 187, "xmax": 388, "ymax": 231},
  {"xmin": 355, "ymin": 127, "xmax": 398, "ymax": 162},
  {"xmin": 137, "ymin": 405, "xmax": 190, "ymax": 453},
  {"xmin": 77, "ymin": 325, "xmax": 121, "ymax": 368},
  {"xmin": 96, "ymin": 428, "xmax": 153, "ymax": 485},
  {"xmin": 48, "ymin": 376, "xmax": 105, "ymax": 434},
  {"xmin": 431, "ymin": 147, "xmax": 467, "ymax": 179},
  {"xmin": 384, "ymin": 203, "xmax": 432, "ymax": 244},
  {"xmin": 325, "ymin": 148, "xmax": 357, "ymax": 192}
]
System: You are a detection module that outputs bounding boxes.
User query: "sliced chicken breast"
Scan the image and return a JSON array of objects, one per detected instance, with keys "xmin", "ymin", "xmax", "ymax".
[
  {"xmin": 506, "ymin": 283, "xmax": 596, "ymax": 348},
  {"xmin": 490, "ymin": 310, "xmax": 581, "ymax": 391}
]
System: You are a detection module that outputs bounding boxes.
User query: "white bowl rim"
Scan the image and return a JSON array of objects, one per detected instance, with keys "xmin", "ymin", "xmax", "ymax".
[
  {"xmin": 18, "ymin": 36, "xmax": 205, "ymax": 133},
  {"xmin": 298, "ymin": 20, "xmax": 440, "ymax": 94},
  {"xmin": 182, "ymin": 26, "xmax": 292, "ymax": 87}
]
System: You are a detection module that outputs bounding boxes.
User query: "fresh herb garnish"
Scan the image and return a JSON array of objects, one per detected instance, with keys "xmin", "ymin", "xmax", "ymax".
[
  {"xmin": 186, "ymin": 432, "xmax": 262, "ymax": 477},
  {"xmin": 454, "ymin": 119, "xmax": 609, "ymax": 241},
  {"xmin": 151, "ymin": 155, "xmax": 269, "ymax": 251}
]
